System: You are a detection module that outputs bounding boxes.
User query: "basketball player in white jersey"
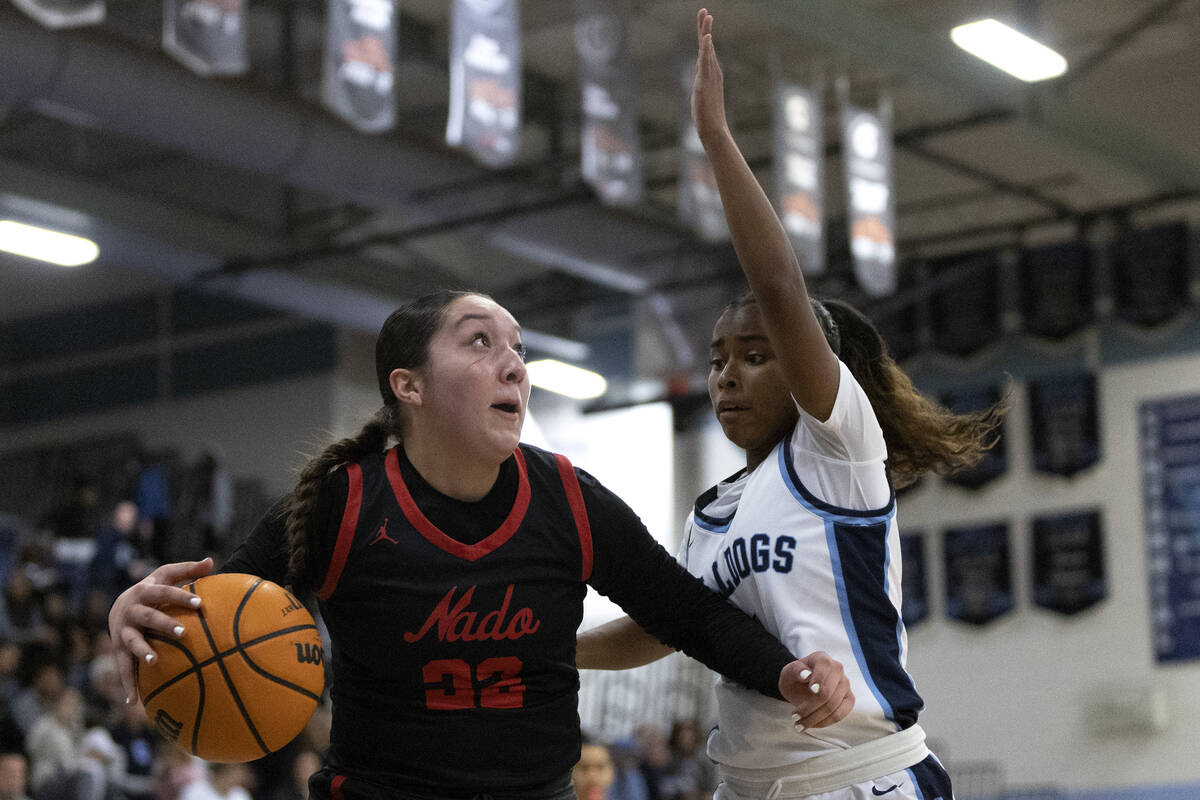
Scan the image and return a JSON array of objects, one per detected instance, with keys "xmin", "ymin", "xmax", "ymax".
[{"xmin": 577, "ymin": 10, "xmax": 1006, "ymax": 800}]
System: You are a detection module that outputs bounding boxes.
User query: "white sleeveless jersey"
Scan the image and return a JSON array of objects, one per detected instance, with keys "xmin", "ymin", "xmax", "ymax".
[{"xmin": 679, "ymin": 362, "xmax": 923, "ymax": 769}]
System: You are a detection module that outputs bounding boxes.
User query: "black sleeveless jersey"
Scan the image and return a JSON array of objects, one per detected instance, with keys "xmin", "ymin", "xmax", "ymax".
[{"xmin": 315, "ymin": 444, "xmax": 593, "ymax": 794}]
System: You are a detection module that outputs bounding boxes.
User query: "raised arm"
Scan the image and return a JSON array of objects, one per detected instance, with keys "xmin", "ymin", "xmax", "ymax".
[{"xmin": 693, "ymin": 9, "xmax": 841, "ymax": 420}]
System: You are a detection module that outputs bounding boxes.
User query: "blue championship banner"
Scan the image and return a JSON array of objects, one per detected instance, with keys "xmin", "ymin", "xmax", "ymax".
[
  {"xmin": 446, "ymin": 0, "xmax": 522, "ymax": 167},
  {"xmin": 929, "ymin": 249, "xmax": 1001, "ymax": 357},
  {"xmin": 573, "ymin": 0, "xmax": 643, "ymax": 206},
  {"xmin": 1020, "ymin": 240, "xmax": 1093, "ymax": 340},
  {"xmin": 1028, "ymin": 372, "xmax": 1100, "ymax": 477},
  {"xmin": 838, "ymin": 85, "xmax": 896, "ymax": 297},
  {"xmin": 164, "ymin": 0, "xmax": 248, "ymax": 76},
  {"xmin": 12, "ymin": 0, "xmax": 104, "ymax": 27},
  {"xmin": 944, "ymin": 523, "xmax": 1013, "ymax": 625},
  {"xmin": 1032, "ymin": 509, "xmax": 1106, "ymax": 615},
  {"xmin": 321, "ymin": 0, "xmax": 397, "ymax": 133},
  {"xmin": 772, "ymin": 82, "xmax": 824, "ymax": 276},
  {"xmin": 1140, "ymin": 395, "xmax": 1200, "ymax": 662},
  {"xmin": 941, "ymin": 384, "xmax": 1007, "ymax": 489},
  {"xmin": 900, "ymin": 532, "xmax": 928, "ymax": 628},
  {"xmin": 1113, "ymin": 223, "xmax": 1190, "ymax": 328}
]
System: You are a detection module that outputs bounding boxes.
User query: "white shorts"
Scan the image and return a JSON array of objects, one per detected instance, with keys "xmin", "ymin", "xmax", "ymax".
[{"xmin": 715, "ymin": 754, "xmax": 954, "ymax": 800}]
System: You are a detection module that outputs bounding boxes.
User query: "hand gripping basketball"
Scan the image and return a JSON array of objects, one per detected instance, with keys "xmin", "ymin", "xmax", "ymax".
[{"xmin": 137, "ymin": 573, "xmax": 326, "ymax": 762}]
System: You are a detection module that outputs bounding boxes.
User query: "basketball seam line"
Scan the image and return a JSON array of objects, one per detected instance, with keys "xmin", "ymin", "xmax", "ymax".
[
  {"xmin": 197, "ymin": 578, "xmax": 270, "ymax": 756},
  {"xmin": 143, "ymin": 622, "xmax": 320, "ymax": 698}
]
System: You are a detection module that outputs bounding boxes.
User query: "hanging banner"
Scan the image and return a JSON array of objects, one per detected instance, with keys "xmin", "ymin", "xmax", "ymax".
[
  {"xmin": 929, "ymin": 250, "xmax": 1001, "ymax": 357},
  {"xmin": 900, "ymin": 532, "xmax": 928, "ymax": 628},
  {"xmin": 11, "ymin": 0, "xmax": 104, "ymax": 27},
  {"xmin": 573, "ymin": 0, "xmax": 643, "ymax": 206},
  {"xmin": 163, "ymin": 0, "xmax": 248, "ymax": 76},
  {"xmin": 446, "ymin": 0, "xmax": 522, "ymax": 167},
  {"xmin": 773, "ymin": 82, "xmax": 824, "ymax": 275},
  {"xmin": 1032, "ymin": 509, "xmax": 1106, "ymax": 615},
  {"xmin": 1114, "ymin": 223, "xmax": 1190, "ymax": 328},
  {"xmin": 1028, "ymin": 372, "xmax": 1100, "ymax": 477},
  {"xmin": 678, "ymin": 59, "xmax": 727, "ymax": 243},
  {"xmin": 940, "ymin": 384, "xmax": 1007, "ymax": 489},
  {"xmin": 321, "ymin": 0, "xmax": 396, "ymax": 134},
  {"xmin": 1140, "ymin": 395, "xmax": 1200, "ymax": 662},
  {"xmin": 1021, "ymin": 240, "xmax": 1093, "ymax": 339},
  {"xmin": 839, "ymin": 88, "xmax": 896, "ymax": 297},
  {"xmin": 944, "ymin": 523, "xmax": 1012, "ymax": 625}
]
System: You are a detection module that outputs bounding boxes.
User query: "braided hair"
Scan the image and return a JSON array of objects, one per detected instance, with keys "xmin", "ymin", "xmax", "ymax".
[{"xmin": 283, "ymin": 290, "xmax": 480, "ymax": 587}]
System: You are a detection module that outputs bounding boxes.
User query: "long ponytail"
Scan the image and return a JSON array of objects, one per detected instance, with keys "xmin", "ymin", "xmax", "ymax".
[{"xmin": 821, "ymin": 299, "xmax": 1007, "ymax": 488}]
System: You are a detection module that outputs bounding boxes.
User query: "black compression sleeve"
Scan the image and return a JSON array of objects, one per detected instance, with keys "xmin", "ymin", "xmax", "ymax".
[{"xmin": 579, "ymin": 469, "xmax": 793, "ymax": 700}]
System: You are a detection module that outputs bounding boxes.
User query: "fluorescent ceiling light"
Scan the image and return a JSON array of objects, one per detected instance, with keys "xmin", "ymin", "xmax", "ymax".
[
  {"xmin": 0, "ymin": 220, "xmax": 99, "ymax": 266},
  {"xmin": 527, "ymin": 359, "xmax": 608, "ymax": 400},
  {"xmin": 951, "ymin": 19, "xmax": 1067, "ymax": 82}
]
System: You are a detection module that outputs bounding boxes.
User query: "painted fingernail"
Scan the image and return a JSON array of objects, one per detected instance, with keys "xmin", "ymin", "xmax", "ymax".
[
  {"xmin": 173, "ymin": 626, "xmax": 185, "ymax": 637},
  {"xmin": 793, "ymin": 722, "xmax": 806, "ymax": 733},
  {"xmin": 810, "ymin": 682, "xmax": 821, "ymax": 694},
  {"xmin": 144, "ymin": 653, "xmax": 154, "ymax": 664},
  {"xmin": 799, "ymin": 669, "xmax": 813, "ymax": 680},
  {"xmin": 189, "ymin": 596, "xmax": 201, "ymax": 608}
]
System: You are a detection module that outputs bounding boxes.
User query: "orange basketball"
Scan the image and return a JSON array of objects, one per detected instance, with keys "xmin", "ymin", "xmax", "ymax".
[{"xmin": 137, "ymin": 573, "xmax": 325, "ymax": 763}]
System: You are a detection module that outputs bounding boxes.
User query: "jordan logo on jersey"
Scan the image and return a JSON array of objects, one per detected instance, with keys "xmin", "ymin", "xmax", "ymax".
[
  {"xmin": 404, "ymin": 584, "xmax": 541, "ymax": 643},
  {"xmin": 370, "ymin": 518, "xmax": 398, "ymax": 545}
]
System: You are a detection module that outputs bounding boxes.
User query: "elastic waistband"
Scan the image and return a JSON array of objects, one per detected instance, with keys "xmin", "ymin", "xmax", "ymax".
[{"xmin": 718, "ymin": 725, "xmax": 929, "ymax": 798}]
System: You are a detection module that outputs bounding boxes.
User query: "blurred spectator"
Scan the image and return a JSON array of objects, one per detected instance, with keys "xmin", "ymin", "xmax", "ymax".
[
  {"xmin": 633, "ymin": 726, "xmax": 677, "ymax": 800},
  {"xmin": 107, "ymin": 702, "xmax": 158, "ymax": 800},
  {"xmin": 173, "ymin": 453, "xmax": 233, "ymax": 563},
  {"xmin": 178, "ymin": 763, "xmax": 252, "ymax": 800},
  {"xmin": 667, "ymin": 720, "xmax": 715, "ymax": 800},
  {"xmin": 25, "ymin": 687, "xmax": 83, "ymax": 793},
  {"xmin": 572, "ymin": 737, "xmax": 614, "ymax": 800},
  {"xmin": 0, "ymin": 751, "xmax": 30, "ymax": 800},
  {"xmin": 0, "ymin": 645, "xmax": 22, "ymax": 707},
  {"xmin": 0, "ymin": 513, "xmax": 28, "ymax": 596},
  {"xmin": 9, "ymin": 656, "xmax": 64, "ymax": 738},
  {"xmin": 41, "ymin": 475, "xmax": 103, "ymax": 615},
  {"xmin": 606, "ymin": 738, "xmax": 649, "ymax": 800},
  {"xmin": 88, "ymin": 502, "xmax": 152, "ymax": 609},
  {"xmin": 0, "ymin": 572, "xmax": 48, "ymax": 647}
]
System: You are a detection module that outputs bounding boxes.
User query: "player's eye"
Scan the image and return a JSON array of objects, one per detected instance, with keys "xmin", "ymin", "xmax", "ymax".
[
  {"xmin": 471, "ymin": 332, "xmax": 490, "ymax": 347},
  {"xmin": 514, "ymin": 342, "xmax": 528, "ymax": 361}
]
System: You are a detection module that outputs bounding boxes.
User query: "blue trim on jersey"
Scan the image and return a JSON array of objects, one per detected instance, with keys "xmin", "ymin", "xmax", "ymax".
[
  {"xmin": 780, "ymin": 441, "xmax": 923, "ymax": 728},
  {"xmin": 822, "ymin": 520, "xmax": 898, "ymax": 725},
  {"xmin": 776, "ymin": 443, "xmax": 895, "ymax": 523},
  {"xmin": 692, "ymin": 478, "xmax": 740, "ymax": 533},
  {"xmin": 905, "ymin": 766, "xmax": 926, "ymax": 800}
]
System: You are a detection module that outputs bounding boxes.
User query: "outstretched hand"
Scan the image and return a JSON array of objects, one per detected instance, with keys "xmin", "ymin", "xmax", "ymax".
[
  {"xmin": 108, "ymin": 557, "xmax": 214, "ymax": 706},
  {"xmin": 779, "ymin": 651, "xmax": 855, "ymax": 729},
  {"xmin": 691, "ymin": 8, "xmax": 728, "ymax": 143}
]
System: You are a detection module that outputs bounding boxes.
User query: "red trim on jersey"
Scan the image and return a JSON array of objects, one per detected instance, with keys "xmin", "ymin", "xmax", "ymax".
[
  {"xmin": 385, "ymin": 446, "xmax": 531, "ymax": 561},
  {"xmin": 330, "ymin": 775, "xmax": 346, "ymax": 800},
  {"xmin": 316, "ymin": 464, "xmax": 362, "ymax": 601},
  {"xmin": 554, "ymin": 454, "xmax": 593, "ymax": 582}
]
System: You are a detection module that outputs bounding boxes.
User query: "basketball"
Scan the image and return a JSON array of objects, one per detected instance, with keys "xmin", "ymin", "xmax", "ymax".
[{"xmin": 137, "ymin": 573, "xmax": 325, "ymax": 763}]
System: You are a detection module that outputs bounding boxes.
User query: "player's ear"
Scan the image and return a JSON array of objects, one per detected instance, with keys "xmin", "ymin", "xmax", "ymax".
[{"xmin": 389, "ymin": 368, "xmax": 423, "ymax": 407}]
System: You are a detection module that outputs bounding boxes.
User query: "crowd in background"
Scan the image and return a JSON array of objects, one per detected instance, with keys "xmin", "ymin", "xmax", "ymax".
[{"xmin": 0, "ymin": 453, "xmax": 720, "ymax": 800}]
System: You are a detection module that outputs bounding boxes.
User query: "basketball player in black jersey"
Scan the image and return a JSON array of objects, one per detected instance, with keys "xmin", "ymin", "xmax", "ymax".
[{"xmin": 109, "ymin": 291, "xmax": 854, "ymax": 800}]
